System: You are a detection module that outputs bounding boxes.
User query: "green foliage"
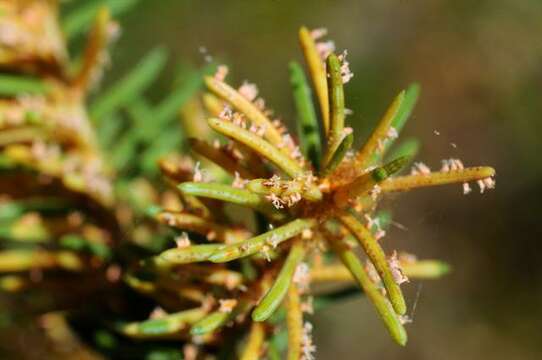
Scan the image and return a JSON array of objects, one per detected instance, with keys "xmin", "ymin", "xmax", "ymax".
[
  {"xmin": 331, "ymin": 235, "xmax": 407, "ymax": 346},
  {"xmin": 91, "ymin": 47, "xmax": 168, "ymax": 121},
  {"xmin": 63, "ymin": 0, "xmax": 141, "ymax": 40},
  {"xmin": 96, "ymin": 57, "xmax": 214, "ymax": 177},
  {"xmin": 289, "ymin": 61, "xmax": 322, "ymax": 167},
  {"xmin": 252, "ymin": 241, "xmax": 305, "ymax": 321},
  {"xmin": 0, "ymin": 75, "xmax": 49, "ymax": 96}
]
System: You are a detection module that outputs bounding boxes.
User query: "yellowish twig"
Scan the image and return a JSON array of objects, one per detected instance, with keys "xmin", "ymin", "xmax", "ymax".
[
  {"xmin": 381, "ymin": 167, "xmax": 495, "ymax": 192},
  {"xmin": 202, "ymin": 92, "xmax": 226, "ymax": 116},
  {"xmin": 338, "ymin": 211, "xmax": 407, "ymax": 315},
  {"xmin": 205, "ymin": 77, "xmax": 284, "ymax": 147},
  {"xmin": 189, "ymin": 138, "xmax": 255, "ymax": 179},
  {"xmin": 208, "ymin": 118, "xmax": 305, "ymax": 178},
  {"xmin": 240, "ymin": 322, "xmax": 266, "ymax": 360},
  {"xmin": 310, "ymin": 260, "xmax": 450, "ymax": 282},
  {"xmin": 0, "ymin": 250, "xmax": 84, "ymax": 272},
  {"xmin": 286, "ymin": 283, "xmax": 303, "ymax": 360},
  {"xmin": 299, "ymin": 26, "xmax": 329, "ymax": 134},
  {"xmin": 156, "ymin": 210, "xmax": 249, "ymax": 243},
  {"xmin": 73, "ymin": 7, "xmax": 111, "ymax": 93}
]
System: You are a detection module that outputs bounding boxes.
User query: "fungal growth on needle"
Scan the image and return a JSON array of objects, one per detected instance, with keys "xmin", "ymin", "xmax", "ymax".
[{"xmin": 149, "ymin": 26, "xmax": 495, "ymax": 353}]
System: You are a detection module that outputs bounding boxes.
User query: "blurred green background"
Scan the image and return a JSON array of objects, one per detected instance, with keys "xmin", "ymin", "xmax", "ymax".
[{"xmin": 94, "ymin": 0, "xmax": 542, "ymax": 358}]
